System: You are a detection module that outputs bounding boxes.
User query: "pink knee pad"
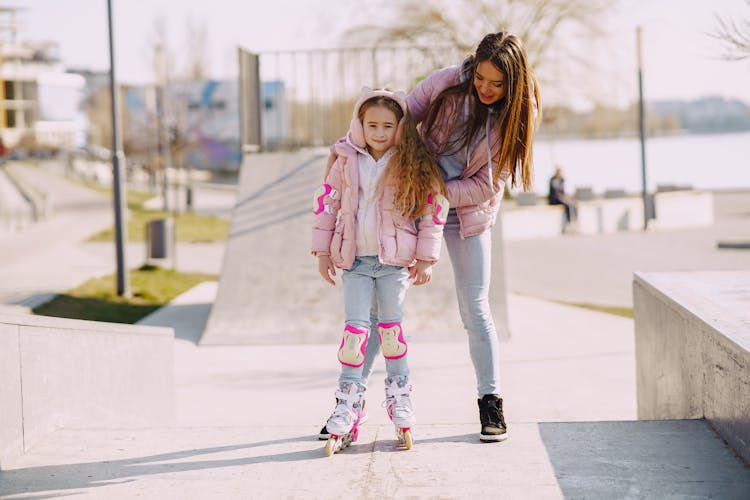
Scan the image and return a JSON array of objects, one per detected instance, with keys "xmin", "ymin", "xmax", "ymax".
[
  {"xmin": 378, "ymin": 322, "xmax": 407, "ymax": 360},
  {"xmin": 337, "ymin": 324, "xmax": 369, "ymax": 367}
]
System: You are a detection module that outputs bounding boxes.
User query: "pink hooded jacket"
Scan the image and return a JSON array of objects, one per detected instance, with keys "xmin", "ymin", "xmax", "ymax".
[
  {"xmin": 407, "ymin": 62, "xmax": 512, "ymax": 239},
  {"xmin": 311, "ymin": 90, "xmax": 449, "ymax": 270}
]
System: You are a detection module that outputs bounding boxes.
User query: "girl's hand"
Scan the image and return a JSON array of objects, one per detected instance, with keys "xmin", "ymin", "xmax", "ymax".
[
  {"xmin": 318, "ymin": 255, "xmax": 337, "ymax": 285},
  {"xmin": 409, "ymin": 260, "xmax": 433, "ymax": 286}
]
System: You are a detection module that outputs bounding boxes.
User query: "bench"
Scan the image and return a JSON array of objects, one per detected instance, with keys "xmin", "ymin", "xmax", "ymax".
[
  {"xmin": 651, "ymin": 191, "xmax": 714, "ymax": 229},
  {"xmin": 502, "ymin": 204, "xmax": 565, "ymax": 240},
  {"xmin": 576, "ymin": 196, "xmax": 644, "ymax": 234}
]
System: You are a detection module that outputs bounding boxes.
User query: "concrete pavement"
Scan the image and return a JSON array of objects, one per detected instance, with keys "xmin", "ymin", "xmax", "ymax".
[
  {"xmin": 3, "ymin": 285, "xmax": 749, "ymax": 498},
  {"xmin": 3, "ymin": 420, "xmax": 749, "ymax": 499},
  {"xmin": 1, "ymin": 158, "xmax": 749, "ymax": 498},
  {"xmin": 505, "ymin": 190, "xmax": 750, "ymax": 307}
]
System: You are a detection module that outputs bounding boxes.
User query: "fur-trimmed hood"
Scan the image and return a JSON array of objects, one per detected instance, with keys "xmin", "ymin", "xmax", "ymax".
[{"xmin": 347, "ymin": 87, "xmax": 408, "ymax": 149}]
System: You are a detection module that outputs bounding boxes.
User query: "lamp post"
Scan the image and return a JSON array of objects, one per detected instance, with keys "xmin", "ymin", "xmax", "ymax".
[
  {"xmin": 106, "ymin": 0, "xmax": 130, "ymax": 297},
  {"xmin": 637, "ymin": 26, "xmax": 649, "ymax": 231}
]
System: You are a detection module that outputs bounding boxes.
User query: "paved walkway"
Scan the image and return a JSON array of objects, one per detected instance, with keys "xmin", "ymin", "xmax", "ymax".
[
  {"xmin": 505, "ymin": 191, "xmax": 750, "ymax": 307},
  {"xmin": 1, "ymin": 158, "xmax": 749, "ymax": 499},
  {"xmin": 3, "ymin": 284, "xmax": 749, "ymax": 498},
  {"xmin": 0, "ymin": 161, "xmax": 230, "ymax": 312}
]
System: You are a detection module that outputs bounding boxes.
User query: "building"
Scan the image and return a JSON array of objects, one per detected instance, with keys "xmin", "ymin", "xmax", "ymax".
[{"xmin": 0, "ymin": 7, "xmax": 85, "ymax": 151}]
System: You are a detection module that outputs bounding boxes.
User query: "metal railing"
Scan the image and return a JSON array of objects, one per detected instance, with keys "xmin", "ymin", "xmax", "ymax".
[{"xmin": 239, "ymin": 45, "xmax": 465, "ymax": 151}]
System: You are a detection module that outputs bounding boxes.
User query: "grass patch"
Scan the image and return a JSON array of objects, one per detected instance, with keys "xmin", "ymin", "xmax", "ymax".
[
  {"xmin": 556, "ymin": 301, "xmax": 633, "ymax": 318},
  {"xmin": 86, "ymin": 187, "xmax": 229, "ymax": 243},
  {"xmin": 90, "ymin": 209, "xmax": 230, "ymax": 243},
  {"xmin": 33, "ymin": 265, "xmax": 217, "ymax": 324}
]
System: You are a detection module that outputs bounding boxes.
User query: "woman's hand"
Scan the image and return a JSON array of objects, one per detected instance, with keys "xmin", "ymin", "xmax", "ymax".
[
  {"xmin": 318, "ymin": 255, "xmax": 337, "ymax": 285},
  {"xmin": 409, "ymin": 260, "xmax": 433, "ymax": 286}
]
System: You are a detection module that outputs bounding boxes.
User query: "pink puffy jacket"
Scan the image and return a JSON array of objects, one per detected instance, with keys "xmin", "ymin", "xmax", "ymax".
[
  {"xmin": 311, "ymin": 140, "xmax": 449, "ymax": 270},
  {"xmin": 407, "ymin": 63, "xmax": 512, "ymax": 239}
]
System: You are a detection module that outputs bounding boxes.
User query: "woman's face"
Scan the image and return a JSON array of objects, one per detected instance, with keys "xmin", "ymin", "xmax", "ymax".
[
  {"xmin": 473, "ymin": 60, "xmax": 507, "ymax": 105},
  {"xmin": 362, "ymin": 104, "xmax": 399, "ymax": 159}
]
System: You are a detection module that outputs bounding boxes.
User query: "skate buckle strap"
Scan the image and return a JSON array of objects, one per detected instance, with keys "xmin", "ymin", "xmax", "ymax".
[
  {"xmin": 335, "ymin": 389, "xmax": 362, "ymax": 404},
  {"xmin": 385, "ymin": 383, "xmax": 411, "ymax": 411},
  {"xmin": 386, "ymin": 383, "xmax": 410, "ymax": 398}
]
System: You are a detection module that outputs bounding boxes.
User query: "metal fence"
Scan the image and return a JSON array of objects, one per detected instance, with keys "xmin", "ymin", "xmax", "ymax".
[{"xmin": 239, "ymin": 45, "xmax": 466, "ymax": 151}]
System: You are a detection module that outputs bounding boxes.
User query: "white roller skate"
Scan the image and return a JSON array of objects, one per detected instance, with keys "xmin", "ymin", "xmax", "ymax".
[
  {"xmin": 319, "ymin": 399, "xmax": 368, "ymax": 440},
  {"xmin": 384, "ymin": 376, "xmax": 415, "ymax": 450},
  {"xmin": 324, "ymin": 383, "xmax": 365, "ymax": 456}
]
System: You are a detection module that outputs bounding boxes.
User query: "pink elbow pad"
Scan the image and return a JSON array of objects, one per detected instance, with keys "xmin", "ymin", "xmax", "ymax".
[
  {"xmin": 313, "ymin": 184, "xmax": 339, "ymax": 215},
  {"xmin": 428, "ymin": 193, "xmax": 449, "ymax": 225}
]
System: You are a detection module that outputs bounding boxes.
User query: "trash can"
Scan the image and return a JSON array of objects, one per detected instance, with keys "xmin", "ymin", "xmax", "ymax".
[{"xmin": 146, "ymin": 218, "xmax": 175, "ymax": 265}]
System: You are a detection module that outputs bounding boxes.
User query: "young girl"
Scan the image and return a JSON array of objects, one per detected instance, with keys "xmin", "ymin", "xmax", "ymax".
[{"xmin": 311, "ymin": 88, "xmax": 448, "ymax": 451}]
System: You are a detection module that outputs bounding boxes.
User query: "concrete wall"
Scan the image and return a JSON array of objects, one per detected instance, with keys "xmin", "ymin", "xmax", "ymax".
[
  {"xmin": 502, "ymin": 191, "xmax": 713, "ymax": 239},
  {"xmin": 651, "ymin": 191, "xmax": 714, "ymax": 230},
  {"xmin": 577, "ymin": 197, "xmax": 644, "ymax": 235},
  {"xmin": 502, "ymin": 205, "xmax": 565, "ymax": 240},
  {"xmin": 0, "ymin": 313, "xmax": 174, "ymax": 469},
  {"xmin": 633, "ymin": 271, "xmax": 750, "ymax": 463}
]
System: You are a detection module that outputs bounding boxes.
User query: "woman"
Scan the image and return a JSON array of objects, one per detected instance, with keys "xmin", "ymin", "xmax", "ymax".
[{"xmin": 319, "ymin": 31, "xmax": 541, "ymax": 443}]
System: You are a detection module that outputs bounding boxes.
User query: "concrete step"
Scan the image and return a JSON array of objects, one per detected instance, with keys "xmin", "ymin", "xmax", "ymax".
[{"xmin": 1, "ymin": 420, "xmax": 748, "ymax": 499}]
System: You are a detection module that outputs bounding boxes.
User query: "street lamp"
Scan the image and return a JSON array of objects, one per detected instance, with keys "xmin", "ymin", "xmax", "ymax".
[
  {"xmin": 106, "ymin": 0, "xmax": 130, "ymax": 297},
  {"xmin": 637, "ymin": 26, "xmax": 649, "ymax": 231}
]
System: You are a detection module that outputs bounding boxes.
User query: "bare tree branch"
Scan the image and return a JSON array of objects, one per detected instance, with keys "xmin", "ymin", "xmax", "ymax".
[
  {"xmin": 711, "ymin": 0, "xmax": 750, "ymax": 61},
  {"xmin": 340, "ymin": 0, "xmax": 616, "ymax": 94},
  {"xmin": 146, "ymin": 15, "xmax": 175, "ymax": 84},
  {"xmin": 185, "ymin": 16, "xmax": 210, "ymax": 81}
]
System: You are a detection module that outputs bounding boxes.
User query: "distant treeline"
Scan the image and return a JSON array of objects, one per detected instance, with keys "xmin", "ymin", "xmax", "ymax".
[{"xmin": 540, "ymin": 96, "xmax": 750, "ymax": 138}]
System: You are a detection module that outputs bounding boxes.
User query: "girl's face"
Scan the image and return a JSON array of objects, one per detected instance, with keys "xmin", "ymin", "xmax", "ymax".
[
  {"xmin": 473, "ymin": 60, "xmax": 507, "ymax": 105},
  {"xmin": 362, "ymin": 104, "xmax": 399, "ymax": 159}
]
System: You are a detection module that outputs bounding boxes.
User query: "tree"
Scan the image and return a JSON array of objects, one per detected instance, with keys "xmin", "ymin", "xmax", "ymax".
[
  {"xmin": 340, "ymin": 0, "xmax": 616, "ymax": 86},
  {"xmin": 712, "ymin": 0, "xmax": 750, "ymax": 60},
  {"xmin": 184, "ymin": 16, "xmax": 210, "ymax": 82}
]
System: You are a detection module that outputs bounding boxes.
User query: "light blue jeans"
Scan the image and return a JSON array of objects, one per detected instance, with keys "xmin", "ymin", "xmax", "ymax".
[
  {"xmin": 442, "ymin": 209, "xmax": 501, "ymax": 397},
  {"xmin": 363, "ymin": 210, "xmax": 501, "ymax": 397},
  {"xmin": 339, "ymin": 256, "xmax": 410, "ymax": 387}
]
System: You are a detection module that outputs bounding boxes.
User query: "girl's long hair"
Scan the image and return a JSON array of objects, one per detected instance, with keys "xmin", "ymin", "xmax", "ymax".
[
  {"xmin": 386, "ymin": 110, "xmax": 446, "ymax": 220},
  {"xmin": 421, "ymin": 32, "xmax": 541, "ymax": 191},
  {"xmin": 358, "ymin": 95, "xmax": 445, "ymax": 220}
]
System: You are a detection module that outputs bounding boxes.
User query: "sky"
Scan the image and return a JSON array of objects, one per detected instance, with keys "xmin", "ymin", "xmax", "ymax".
[{"xmin": 7, "ymin": 0, "xmax": 750, "ymax": 108}]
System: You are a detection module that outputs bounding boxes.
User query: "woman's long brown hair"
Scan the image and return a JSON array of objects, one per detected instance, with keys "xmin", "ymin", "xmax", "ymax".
[{"xmin": 421, "ymin": 32, "xmax": 541, "ymax": 191}]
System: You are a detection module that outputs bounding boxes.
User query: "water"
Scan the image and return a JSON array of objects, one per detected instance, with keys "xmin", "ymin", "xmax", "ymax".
[{"xmin": 530, "ymin": 131, "xmax": 750, "ymax": 195}]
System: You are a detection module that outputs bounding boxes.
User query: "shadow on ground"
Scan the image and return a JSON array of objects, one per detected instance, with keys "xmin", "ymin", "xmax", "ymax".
[{"xmin": 538, "ymin": 419, "xmax": 750, "ymax": 499}]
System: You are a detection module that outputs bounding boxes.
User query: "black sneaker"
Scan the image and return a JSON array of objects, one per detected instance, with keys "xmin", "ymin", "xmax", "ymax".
[
  {"xmin": 318, "ymin": 399, "xmax": 368, "ymax": 440},
  {"xmin": 478, "ymin": 394, "xmax": 508, "ymax": 442}
]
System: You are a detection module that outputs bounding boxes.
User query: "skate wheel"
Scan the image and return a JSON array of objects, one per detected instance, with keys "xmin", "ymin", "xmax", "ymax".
[
  {"xmin": 325, "ymin": 437, "xmax": 336, "ymax": 457},
  {"xmin": 403, "ymin": 429, "xmax": 413, "ymax": 450}
]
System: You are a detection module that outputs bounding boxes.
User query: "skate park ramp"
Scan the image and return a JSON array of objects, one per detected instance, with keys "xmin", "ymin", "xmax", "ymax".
[{"xmin": 200, "ymin": 150, "xmax": 510, "ymax": 345}]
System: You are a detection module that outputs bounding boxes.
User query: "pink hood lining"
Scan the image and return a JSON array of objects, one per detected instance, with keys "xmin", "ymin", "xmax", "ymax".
[{"xmin": 348, "ymin": 88, "xmax": 408, "ymax": 149}]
